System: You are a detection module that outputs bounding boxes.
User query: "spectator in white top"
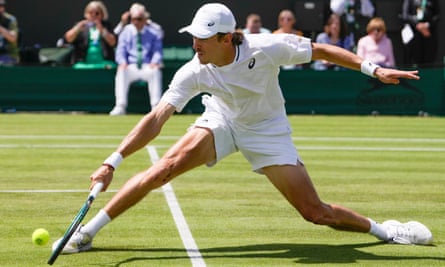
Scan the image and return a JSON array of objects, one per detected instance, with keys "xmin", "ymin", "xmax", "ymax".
[{"xmin": 242, "ymin": 13, "xmax": 271, "ymax": 34}]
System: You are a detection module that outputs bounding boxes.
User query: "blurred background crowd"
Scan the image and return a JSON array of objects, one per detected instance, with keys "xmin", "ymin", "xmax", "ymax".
[{"xmin": 1, "ymin": 0, "xmax": 443, "ymax": 69}]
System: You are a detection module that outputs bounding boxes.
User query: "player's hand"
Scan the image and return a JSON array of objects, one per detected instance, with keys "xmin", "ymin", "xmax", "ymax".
[
  {"xmin": 374, "ymin": 68, "xmax": 420, "ymax": 85},
  {"xmin": 90, "ymin": 165, "xmax": 114, "ymax": 192}
]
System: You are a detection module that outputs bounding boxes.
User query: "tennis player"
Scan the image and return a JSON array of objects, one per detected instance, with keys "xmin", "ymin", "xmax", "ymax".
[{"xmin": 54, "ymin": 3, "xmax": 433, "ymax": 253}]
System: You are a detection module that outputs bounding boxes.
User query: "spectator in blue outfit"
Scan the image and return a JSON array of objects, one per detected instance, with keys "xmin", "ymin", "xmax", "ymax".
[
  {"xmin": 64, "ymin": 1, "xmax": 117, "ymax": 69},
  {"xmin": 313, "ymin": 13, "xmax": 354, "ymax": 70},
  {"xmin": 109, "ymin": 3, "xmax": 163, "ymax": 116},
  {"xmin": 0, "ymin": 0, "xmax": 19, "ymax": 65},
  {"xmin": 113, "ymin": 5, "xmax": 163, "ymax": 40}
]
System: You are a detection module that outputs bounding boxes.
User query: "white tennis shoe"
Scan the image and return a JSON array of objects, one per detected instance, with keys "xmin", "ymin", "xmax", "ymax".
[
  {"xmin": 52, "ymin": 225, "xmax": 93, "ymax": 254},
  {"xmin": 382, "ymin": 220, "xmax": 433, "ymax": 245}
]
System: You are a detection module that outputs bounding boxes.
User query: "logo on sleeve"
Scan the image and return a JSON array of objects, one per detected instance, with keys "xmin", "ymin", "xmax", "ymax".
[{"xmin": 248, "ymin": 58, "xmax": 256, "ymax": 69}]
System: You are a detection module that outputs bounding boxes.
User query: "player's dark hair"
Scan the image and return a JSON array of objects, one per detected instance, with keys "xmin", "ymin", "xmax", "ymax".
[{"xmin": 217, "ymin": 32, "xmax": 244, "ymax": 45}]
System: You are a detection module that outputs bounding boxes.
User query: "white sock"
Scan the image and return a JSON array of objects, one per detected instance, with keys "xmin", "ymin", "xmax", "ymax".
[
  {"xmin": 82, "ymin": 209, "xmax": 111, "ymax": 237},
  {"xmin": 368, "ymin": 218, "xmax": 388, "ymax": 241}
]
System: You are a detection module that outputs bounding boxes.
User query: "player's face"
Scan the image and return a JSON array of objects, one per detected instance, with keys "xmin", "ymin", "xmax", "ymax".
[
  {"xmin": 192, "ymin": 35, "xmax": 226, "ymax": 65},
  {"xmin": 193, "ymin": 35, "xmax": 218, "ymax": 64}
]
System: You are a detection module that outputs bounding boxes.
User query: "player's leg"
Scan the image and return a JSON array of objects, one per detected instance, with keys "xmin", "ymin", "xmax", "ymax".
[
  {"xmin": 262, "ymin": 163, "xmax": 371, "ymax": 232},
  {"xmin": 262, "ymin": 163, "xmax": 433, "ymax": 245},
  {"xmin": 104, "ymin": 126, "xmax": 216, "ymax": 219}
]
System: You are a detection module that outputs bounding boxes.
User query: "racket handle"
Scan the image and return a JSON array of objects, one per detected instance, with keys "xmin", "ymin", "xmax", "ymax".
[{"xmin": 89, "ymin": 182, "xmax": 104, "ymax": 199}]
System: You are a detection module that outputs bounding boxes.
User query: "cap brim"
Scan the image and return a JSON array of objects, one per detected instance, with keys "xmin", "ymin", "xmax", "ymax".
[{"xmin": 178, "ymin": 25, "xmax": 215, "ymax": 39}]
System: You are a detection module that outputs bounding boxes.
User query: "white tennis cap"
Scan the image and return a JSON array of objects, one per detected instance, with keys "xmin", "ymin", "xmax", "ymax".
[{"xmin": 178, "ymin": 3, "xmax": 236, "ymax": 38}]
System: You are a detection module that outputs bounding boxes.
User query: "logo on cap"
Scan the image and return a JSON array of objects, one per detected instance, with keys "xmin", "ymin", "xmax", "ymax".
[{"xmin": 208, "ymin": 22, "xmax": 215, "ymax": 27}]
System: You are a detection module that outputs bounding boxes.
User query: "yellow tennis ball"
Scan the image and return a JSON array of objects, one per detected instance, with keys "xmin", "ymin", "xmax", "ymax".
[{"xmin": 32, "ymin": 228, "xmax": 50, "ymax": 246}]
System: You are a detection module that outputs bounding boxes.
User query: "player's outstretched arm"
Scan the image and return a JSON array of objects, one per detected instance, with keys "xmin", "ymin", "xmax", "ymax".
[
  {"xmin": 90, "ymin": 101, "xmax": 176, "ymax": 191},
  {"xmin": 311, "ymin": 42, "xmax": 420, "ymax": 84}
]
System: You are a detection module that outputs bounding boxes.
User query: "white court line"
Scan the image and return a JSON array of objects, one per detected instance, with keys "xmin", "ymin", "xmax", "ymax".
[
  {"xmin": 292, "ymin": 136, "xmax": 445, "ymax": 143},
  {"xmin": 0, "ymin": 135, "xmax": 180, "ymax": 140},
  {"xmin": 146, "ymin": 146, "xmax": 206, "ymax": 267},
  {"xmin": 0, "ymin": 189, "xmax": 165, "ymax": 194},
  {"xmin": 0, "ymin": 144, "xmax": 117, "ymax": 149},
  {"xmin": 297, "ymin": 146, "xmax": 445, "ymax": 152},
  {"xmin": 1, "ymin": 135, "xmax": 445, "ymax": 143},
  {"xmin": 0, "ymin": 189, "xmax": 118, "ymax": 193},
  {"xmin": 1, "ymin": 144, "xmax": 444, "ymax": 152}
]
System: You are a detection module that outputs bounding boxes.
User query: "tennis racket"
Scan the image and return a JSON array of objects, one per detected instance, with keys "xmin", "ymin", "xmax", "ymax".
[{"xmin": 47, "ymin": 182, "xmax": 104, "ymax": 265}]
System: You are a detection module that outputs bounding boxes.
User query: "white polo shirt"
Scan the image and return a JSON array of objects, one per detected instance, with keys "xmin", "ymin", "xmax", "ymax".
[{"xmin": 161, "ymin": 34, "xmax": 312, "ymax": 126}]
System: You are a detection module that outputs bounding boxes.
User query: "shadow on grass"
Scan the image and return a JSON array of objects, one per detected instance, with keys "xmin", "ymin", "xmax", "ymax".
[{"xmin": 92, "ymin": 241, "xmax": 445, "ymax": 266}]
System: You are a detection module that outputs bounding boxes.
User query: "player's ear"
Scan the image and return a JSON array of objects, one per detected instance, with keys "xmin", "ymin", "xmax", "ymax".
[{"xmin": 223, "ymin": 33, "xmax": 233, "ymax": 44}]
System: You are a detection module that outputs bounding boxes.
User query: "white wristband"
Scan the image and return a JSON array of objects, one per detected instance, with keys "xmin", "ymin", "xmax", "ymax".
[
  {"xmin": 361, "ymin": 60, "xmax": 380, "ymax": 78},
  {"xmin": 103, "ymin": 152, "xmax": 123, "ymax": 170}
]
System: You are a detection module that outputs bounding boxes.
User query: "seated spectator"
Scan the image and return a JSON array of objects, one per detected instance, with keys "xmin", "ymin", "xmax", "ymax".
[
  {"xmin": 0, "ymin": 0, "xmax": 19, "ymax": 65},
  {"xmin": 357, "ymin": 17, "xmax": 395, "ymax": 68},
  {"xmin": 109, "ymin": 3, "xmax": 163, "ymax": 116},
  {"xmin": 313, "ymin": 13, "xmax": 354, "ymax": 70},
  {"xmin": 64, "ymin": 1, "xmax": 116, "ymax": 69},
  {"xmin": 242, "ymin": 13, "xmax": 271, "ymax": 34},
  {"xmin": 272, "ymin": 9, "xmax": 303, "ymax": 36},
  {"xmin": 113, "ymin": 5, "xmax": 163, "ymax": 40}
]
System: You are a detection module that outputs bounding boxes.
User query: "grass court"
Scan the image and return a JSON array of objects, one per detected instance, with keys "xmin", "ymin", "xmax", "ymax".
[{"xmin": 0, "ymin": 113, "xmax": 444, "ymax": 266}]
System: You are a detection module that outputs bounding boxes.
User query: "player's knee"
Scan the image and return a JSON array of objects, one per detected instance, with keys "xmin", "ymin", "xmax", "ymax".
[
  {"xmin": 301, "ymin": 211, "xmax": 324, "ymax": 225},
  {"xmin": 300, "ymin": 206, "xmax": 330, "ymax": 226},
  {"xmin": 155, "ymin": 159, "xmax": 175, "ymax": 184}
]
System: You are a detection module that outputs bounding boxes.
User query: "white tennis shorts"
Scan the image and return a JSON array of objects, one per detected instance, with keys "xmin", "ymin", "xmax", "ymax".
[{"xmin": 191, "ymin": 95, "xmax": 302, "ymax": 173}]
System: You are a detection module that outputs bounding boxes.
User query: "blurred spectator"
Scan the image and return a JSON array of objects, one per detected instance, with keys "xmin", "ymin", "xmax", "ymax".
[
  {"xmin": 272, "ymin": 9, "xmax": 303, "ymax": 36},
  {"xmin": 0, "ymin": 0, "xmax": 18, "ymax": 65},
  {"xmin": 330, "ymin": 0, "xmax": 375, "ymax": 43},
  {"xmin": 109, "ymin": 3, "xmax": 163, "ymax": 116},
  {"xmin": 313, "ymin": 13, "xmax": 354, "ymax": 70},
  {"xmin": 357, "ymin": 17, "xmax": 395, "ymax": 68},
  {"xmin": 273, "ymin": 9, "xmax": 303, "ymax": 69},
  {"xmin": 242, "ymin": 13, "xmax": 271, "ymax": 34},
  {"xmin": 113, "ymin": 4, "xmax": 163, "ymax": 40},
  {"xmin": 64, "ymin": 1, "xmax": 116, "ymax": 69},
  {"xmin": 400, "ymin": 0, "xmax": 440, "ymax": 67}
]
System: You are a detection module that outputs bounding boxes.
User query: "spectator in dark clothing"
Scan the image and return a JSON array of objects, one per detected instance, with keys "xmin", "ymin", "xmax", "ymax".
[
  {"xmin": 400, "ymin": 0, "xmax": 440, "ymax": 67},
  {"xmin": 0, "ymin": 0, "xmax": 19, "ymax": 64}
]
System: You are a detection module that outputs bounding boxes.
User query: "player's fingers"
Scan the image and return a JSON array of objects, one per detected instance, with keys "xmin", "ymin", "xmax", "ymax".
[
  {"xmin": 402, "ymin": 70, "xmax": 420, "ymax": 80},
  {"xmin": 90, "ymin": 180, "xmax": 109, "ymax": 192}
]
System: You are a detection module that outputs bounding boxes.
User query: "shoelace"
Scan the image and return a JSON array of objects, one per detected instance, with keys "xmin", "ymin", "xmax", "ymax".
[{"xmin": 388, "ymin": 224, "xmax": 413, "ymax": 244}]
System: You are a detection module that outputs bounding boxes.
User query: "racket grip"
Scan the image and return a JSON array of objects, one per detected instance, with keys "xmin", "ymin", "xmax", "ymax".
[{"xmin": 89, "ymin": 182, "xmax": 104, "ymax": 198}]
